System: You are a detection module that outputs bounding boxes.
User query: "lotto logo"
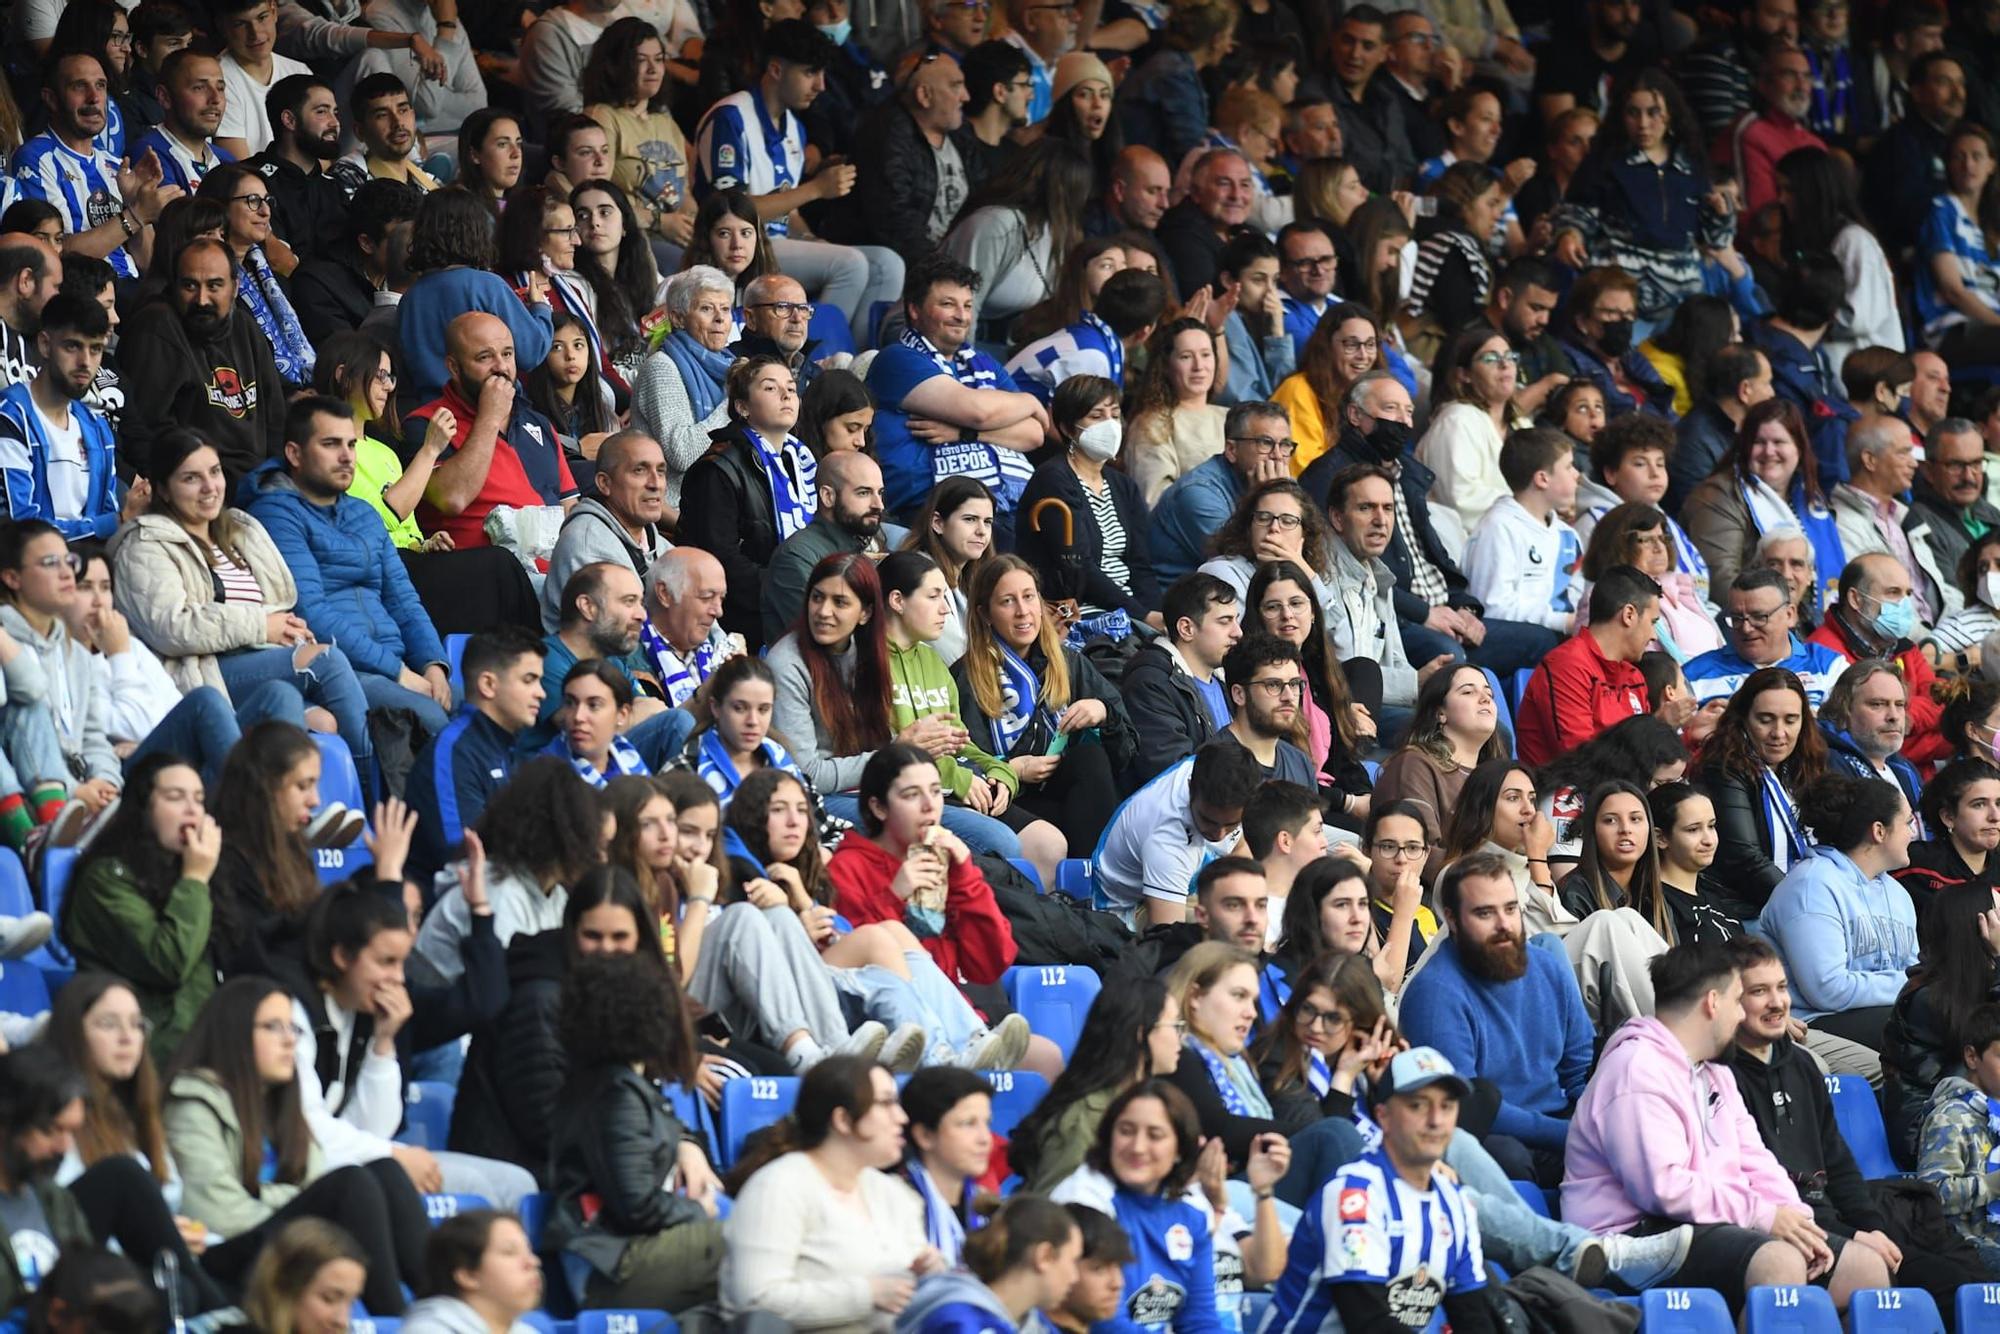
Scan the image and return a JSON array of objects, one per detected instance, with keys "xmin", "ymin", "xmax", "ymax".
[{"xmin": 1337, "ymin": 1188, "xmax": 1369, "ymax": 1221}]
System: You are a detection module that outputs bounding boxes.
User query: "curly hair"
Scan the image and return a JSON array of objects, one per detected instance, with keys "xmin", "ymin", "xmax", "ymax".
[
  {"xmin": 1589, "ymin": 66, "xmax": 1709, "ymax": 183},
  {"xmin": 1696, "ymin": 666, "xmax": 1828, "ymax": 787},
  {"xmin": 408, "ymin": 186, "xmax": 498, "ymax": 273},
  {"xmin": 1126, "ymin": 317, "xmax": 1218, "ymax": 422},
  {"xmin": 1208, "ymin": 478, "xmax": 1332, "ymax": 578},
  {"xmin": 559, "ymin": 949, "xmax": 698, "ymax": 1085},
  {"xmin": 476, "ymin": 756, "xmax": 604, "ymax": 889}
]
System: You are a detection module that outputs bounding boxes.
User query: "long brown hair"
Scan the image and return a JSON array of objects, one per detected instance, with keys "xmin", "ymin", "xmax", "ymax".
[
  {"xmin": 726, "ymin": 768, "xmax": 832, "ymax": 904},
  {"xmin": 212, "ymin": 722, "xmax": 320, "ymax": 924},
  {"xmin": 963, "ymin": 555, "xmax": 1073, "ymax": 721},
  {"xmin": 1568, "ymin": 779, "xmax": 1670, "ymax": 937},
  {"xmin": 1208, "ymin": 478, "xmax": 1334, "ymax": 578},
  {"xmin": 242, "ymin": 1219, "xmax": 367, "ymax": 1334},
  {"xmin": 145, "ymin": 430, "xmax": 254, "ymax": 570},
  {"xmin": 1696, "ymin": 665, "xmax": 1828, "ymax": 789},
  {"xmin": 1249, "ymin": 559, "xmax": 1360, "ymax": 754},
  {"xmin": 1298, "ymin": 302, "xmax": 1386, "ymax": 411},
  {"xmin": 901, "ymin": 475, "xmax": 997, "ymax": 591},
  {"xmin": 1727, "ymin": 397, "xmax": 1826, "ymax": 506},
  {"xmin": 168, "ymin": 977, "xmax": 315, "ymax": 1192},
  {"xmin": 1126, "ymin": 317, "xmax": 1217, "ymax": 425},
  {"xmin": 1400, "ymin": 663, "xmax": 1507, "ymax": 772},
  {"xmin": 49, "ymin": 974, "xmax": 169, "ymax": 1183},
  {"xmin": 1251, "ymin": 952, "xmax": 1387, "ymax": 1094},
  {"xmin": 604, "ymin": 774, "xmax": 681, "ymax": 926},
  {"xmin": 792, "ymin": 552, "xmax": 893, "ymax": 755}
]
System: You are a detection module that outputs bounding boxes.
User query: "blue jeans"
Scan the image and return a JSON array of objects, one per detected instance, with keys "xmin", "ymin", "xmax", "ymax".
[
  {"xmin": 357, "ymin": 671, "xmax": 452, "ymax": 738},
  {"xmin": 831, "ymin": 955, "xmax": 983, "ymax": 1063},
  {"xmin": 1444, "ymin": 1128, "xmax": 1592, "ymax": 1274},
  {"xmin": 822, "ymin": 793, "xmax": 1021, "ymax": 859},
  {"xmin": 629, "ymin": 708, "xmax": 696, "ymax": 771},
  {"xmin": 1403, "ymin": 618, "xmax": 1566, "ymax": 679},
  {"xmin": 218, "ymin": 645, "xmax": 374, "ymax": 800},
  {"xmin": 0, "ymin": 700, "xmax": 69, "ymax": 799},
  {"xmin": 125, "ymin": 685, "xmax": 241, "ymax": 786}
]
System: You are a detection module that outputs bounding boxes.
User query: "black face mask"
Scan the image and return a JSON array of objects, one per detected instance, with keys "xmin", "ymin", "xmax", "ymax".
[
  {"xmin": 1361, "ymin": 417, "xmax": 1411, "ymax": 462},
  {"xmin": 1596, "ymin": 319, "xmax": 1634, "ymax": 357}
]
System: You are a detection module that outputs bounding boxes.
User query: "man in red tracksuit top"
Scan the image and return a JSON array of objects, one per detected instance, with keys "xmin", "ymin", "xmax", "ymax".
[{"xmin": 1516, "ymin": 566, "xmax": 1660, "ymax": 766}]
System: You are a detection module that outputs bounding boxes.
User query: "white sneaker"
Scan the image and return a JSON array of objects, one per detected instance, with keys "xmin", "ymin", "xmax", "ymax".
[
  {"xmin": 1600, "ymin": 1225, "xmax": 1693, "ymax": 1290},
  {"xmin": 305, "ymin": 804, "xmax": 365, "ymax": 849},
  {"xmin": 0, "ymin": 912, "xmax": 52, "ymax": 960},
  {"xmin": 878, "ymin": 1023, "xmax": 928, "ymax": 1074},
  {"xmin": 44, "ymin": 799, "xmax": 90, "ymax": 849},
  {"xmin": 833, "ymin": 1021, "xmax": 889, "ymax": 1065},
  {"xmin": 956, "ymin": 1013, "xmax": 1032, "ymax": 1070}
]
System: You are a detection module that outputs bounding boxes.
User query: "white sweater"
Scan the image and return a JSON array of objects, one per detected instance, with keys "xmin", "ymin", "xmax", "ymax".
[
  {"xmin": 721, "ymin": 1151, "xmax": 927, "ymax": 1333},
  {"xmin": 1463, "ymin": 495, "xmax": 1582, "ymax": 632},
  {"xmin": 291, "ymin": 995, "xmax": 405, "ymax": 1169},
  {"xmin": 1418, "ymin": 402, "xmax": 1509, "ymax": 531}
]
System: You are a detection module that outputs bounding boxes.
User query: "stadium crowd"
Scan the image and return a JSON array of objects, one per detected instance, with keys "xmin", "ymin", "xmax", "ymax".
[{"xmin": 12, "ymin": 0, "xmax": 2000, "ymax": 1328}]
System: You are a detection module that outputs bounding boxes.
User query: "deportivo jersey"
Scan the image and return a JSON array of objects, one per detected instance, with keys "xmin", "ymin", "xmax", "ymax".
[
  {"xmin": 133, "ymin": 126, "xmax": 234, "ymax": 195},
  {"xmin": 1264, "ymin": 1148, "xmax": 1486, "ymax": 1334},
  {"xmin": 11, "ymin": 133, "xmax": 136, "ymax": 277},
  {"xmin": 693, "ymin": 89, "xmax": 805, "ymax": 238}
]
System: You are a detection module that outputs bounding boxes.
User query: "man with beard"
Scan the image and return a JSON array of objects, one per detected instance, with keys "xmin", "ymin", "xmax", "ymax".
[
  {"xmin": 1325, "ymin": 462, "xmax": 1454, "ymax": 731},
  {"xmin": 13, "ymin": 53, "xmax": 181, "ymax": 281},
  {"xmin": 1216, "ymin": 633, "xmax": 1315, "ymax": 786},
  {"xmin": 1817, "ymin": 659, "xmax": 1921, "ymax": 817},
  {"xmin": 1727, "ymin": 935, "xmax": 1982, "ymax": 1313},
  {"xmin": 1532, "ymin": 0, "xmax": 1655, "ymax": 123},
  {"xmin": 1480, "ymin": 259, "xmax": 1571, "ymax": 419},
  {"xmin": 1151, "ymin": 401, "xmax": 1292, "ymax": 582},
  {"xmin": 334, "ymin": 74, "xmax": 440, "ymax": 193},
  {"xmin": 1515, "ymin": 564, "xmax": 1657, "ymax": 767},
  {"xmin": 0, "ymin": 1045, "xmax": 91, "ymax": 1317},
  {"xmin": 406, "ymin": 311, "xmax": 578, "ymax": 552},
  {"xmin": 245, "ymin": 394, "xmax": 453, "ymax": 736},
  {"xmin": 0, "ymin": 293, "xmax": 123, "ymax": 539},
  {"xmin": 1564, "ymin": 941, "xmax": 1889, "ymax": 1315},
  {"xmin": 541, "ymin": 430, "xmax": 669, "ymax": 633},
  {"xmin": 117, "ymin": 237, "xmax": 283, "ymax": 485},
  {"xmin": 246, "ymin": 74, "xmax": 350, "ymax": 265},
  {"xmin": 1399, "ymin": 850, "xmax": 1594, "ymax": 1187},
  {"xmin": 523, "ymin": 560, "xmax": 679, "ymax": 758},
  {"xmin": 761, "ymin": 449, "xmax": 891, "ymax": 642},
  {"xmin": 133, "ymin": 49, "xmax": 234, "ymax": 193},
  {"xmin": 1727, "ymin": 47, "xmax": 1826, "ymax": 217},
  {"xmin": 0, "ymin": 235, "xmax": 62, "ymax": 392},
  {"xmin": 56, "ymin": 255, "xmax": 124, "ymax": 428}
]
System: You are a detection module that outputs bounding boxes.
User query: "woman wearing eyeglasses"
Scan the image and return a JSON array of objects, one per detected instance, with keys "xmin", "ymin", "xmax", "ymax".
[
  {"xmin": 1359, "ymin": 801, "xmax": 1438, "ymax": 976},
  {"xmin": 195, "ymin": 164, "xmax": 314, "ymax": 388},
  {"xmin": 1274, "ymin": 302, "xmax": 1393, "ymax": 476},
  {"xmin": 163, "ymin": 975, "xmax": 431, "ymax": 1316},
  {"xmin": 1198, "ymin": 478, "xmax": 1338, "ymax": 624},
  {"xmin": 1417, "ymin": 324, "xmax": 1526, "ymax": 532}
]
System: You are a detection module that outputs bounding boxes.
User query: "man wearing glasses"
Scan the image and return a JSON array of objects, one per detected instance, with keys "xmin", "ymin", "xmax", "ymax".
[
  {"xmin": 1829, "ymin": 416, "xmax": 1955, "ymax": 628},
  {"xmin": 1150, "ymin": 400, "xmax": 1294, "ymax": 582},
  {"xmin": 918, "ymin": 0, "xmax": 989, "ymax": 60},
  {"xmin": 998, "ymin": 0, "xmax": 1076, "ymax": 124},
  {"xmin": 1683, "ymin": 567, "xmax": 1847, "ymax": 708},
  {"xmin": 1275, "ymin": 220, "xmax": 1340, "ymax": 360},
  {"xmin": 1906, "ymin": 417, "xmax": 2000, "ymax": 579},
  {"xmin": 1217, "ymin": 633, "xmax": 1316, "ymax": 787},
  {"xmin": 731, "ymin": 273, "xmax": 828, "ymax": 394}
]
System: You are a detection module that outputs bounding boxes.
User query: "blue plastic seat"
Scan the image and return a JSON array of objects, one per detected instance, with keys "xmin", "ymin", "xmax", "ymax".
[
  {"xmin": 1849, "ymin": 1287, "xmax": 1945, "ymax": 1332},
  {"xmin": 1742, "ymin": 1283, "xmax": 1841, "ymax": 1331},
  {"xmin": 423, "ymin": 1192, "xmax": 491, "ymax": 1224},
  {"xmin": 1480, "ymin": 668, "xmax": 1512, "ymax": 747},
  {"xmin": 445, "ymin": 633, "xmax": 471, "ymax": 693},
  {"xmin": 399, "ymin": 1080, "xmax": 456, "ymax": 1149},
  {"xmin": 311, "ymin": 733, "xmax": 376, "ymax": 885},
  {"xmin": 1006, "ymin": 858, "xmax": 1044, "ymax": 891},
  {"xmin": 0, "ymin": 960, "xmax": 50, "ymax": 1017},
  {"xmin": 1957, "ymin": 1283, "xmax": 2000, "ymax": 1331},
  {"xmin": 576, "ymin": 1313, "xmax": 675, "ymax": 1334},
  {"xmin": 984, "ymin": 1069, "xmax": 1050, "ymax": 1137},
  {"xmin": 1001, "ymin": 964, "xmax": 1102, "ymax": 1060},
  {"xmin": 662, "ymin": 1081, "xmax": 715, "ymax": 1147},
  {"xmin": 29, "ymin": 846, "xmax": 78, "ymax": 970},
  {"xmin": 1641, "ymin": 1288, "xmax": 1735, "ymax": 1330},
  {"xmin": 348, "ymin": 1318, "xmax": 400, "ymax": 1333},
  {"xmin": 1053, "ymin": 859, "xmax": 1092, "ymax": 898},
  {"xmin": 717, "ymin": 1075, "xmax": 799, "ymax": 1169},
  {"xmin": 1508, "ymin": 1179, "xmax": 1550, "ymax": 1219},
  {"xmin": 1823, "ymin": 1074, "xmax": 1899, "ymax": 1180},
  {"xmin": 0, "ymin": 849, "xmax": 30, "ymax": 917},
  {"xmin": 518, "ymin": 1191, "xmax": 552, "ymax": 1252}
]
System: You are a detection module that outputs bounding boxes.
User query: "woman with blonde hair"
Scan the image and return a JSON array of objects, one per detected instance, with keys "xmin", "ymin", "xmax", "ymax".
[
  {"xmin": 238, "ymin": 1217, "xmax": 370, "ymax": 1334},
  {"xmin": 1125, "ymin": 318, "xmax": 1227, "ymax": 503}
]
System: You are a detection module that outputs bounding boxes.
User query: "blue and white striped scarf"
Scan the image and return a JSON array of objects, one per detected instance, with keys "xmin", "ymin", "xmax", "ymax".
[
  {"xmin": 1188, "ymin": 1038, "xmax": 1273, "ymax": 1119},
  {"xmin": 238, "ymin": 244, "xmax": 314, "ymax": 386},
  {"xmin": 642, "ymin": 620, "xmax": 726, "ymax": 708},
  {"xmin": 745, "ymin": 426, "xmax": 818, "ymax": 541},
  {"xmin": 988, "ymin": 642, "xmax": 1056, "ymax": 756},
  {"xmin": 695, "ymin": 728, "xmax": 804, "ymax": 803},
  {"xmin": 556, "ymin": 732, "xmax": 648, "ymax": 788}
]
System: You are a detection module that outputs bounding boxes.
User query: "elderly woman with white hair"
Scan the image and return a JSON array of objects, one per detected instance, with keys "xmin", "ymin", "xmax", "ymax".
[{"xmin": 633, "ymin": 264, "xmax": 739, "ymax": 520}]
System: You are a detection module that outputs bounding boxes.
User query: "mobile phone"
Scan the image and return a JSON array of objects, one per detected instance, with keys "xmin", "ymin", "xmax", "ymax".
[{"xmin": 1046, "ymin": 730, "xmax": 1071, "ymax": 757}]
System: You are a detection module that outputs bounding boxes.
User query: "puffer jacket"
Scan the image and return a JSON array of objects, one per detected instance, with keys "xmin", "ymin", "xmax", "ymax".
[
  {"xmin": 1119, "ymin": 639, "xmax": 1217, "ymax": 785},
  {"xmin": 242, "ymin": 459, "xmax": 447, "ymax": 683},
  {"xmin": 545, "ymin": 1062, "xmax": 714, "ymax": 1280},
  {"xmin": 678, "ymin": 424, "xmax": 783, "ymax": 645},
  {"xmin": 106, "ymin": 510, "xmax": 297, "ymax": 697},
  {"xmin": 163, "ymin": 1069, "xmax": 326, "ymax": 1238},
  {"xmin": 450, "ymin": 928, "xmax": 568, "ymax": 1182}
]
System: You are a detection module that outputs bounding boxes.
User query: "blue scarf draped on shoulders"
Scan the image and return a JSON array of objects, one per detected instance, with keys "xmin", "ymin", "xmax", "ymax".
[{"xmin": 661, "ymin": 328, "xmax": 734, "ymax": 420}]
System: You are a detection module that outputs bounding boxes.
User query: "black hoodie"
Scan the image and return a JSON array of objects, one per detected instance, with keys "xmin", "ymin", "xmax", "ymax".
[
  {"xmin": 117, "ymin": 298, "xmax": 284, "ymax": 486},
  {"xmin": 1727, "ymin": 1036, "xmax": 1890, "ymax": 1236}
]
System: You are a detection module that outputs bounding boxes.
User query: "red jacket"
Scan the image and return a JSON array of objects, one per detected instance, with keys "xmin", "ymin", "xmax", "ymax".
[
  {"xmin": 1515, "ymin": 629, "xmax": 1650, "ymax": 766},
  {"xmin": 1806, "ymin": 612, "xmax": 1950, "ymax": 766},
  {"xmin": 826, "ymin": 832, "xmax": 1017, "ymax": 985}
]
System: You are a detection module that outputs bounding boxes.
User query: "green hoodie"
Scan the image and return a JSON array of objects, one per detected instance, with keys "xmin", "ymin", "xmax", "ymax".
[{"xmin": 886, "ymin": 639, "xmax": 1019, "ymax": 801}]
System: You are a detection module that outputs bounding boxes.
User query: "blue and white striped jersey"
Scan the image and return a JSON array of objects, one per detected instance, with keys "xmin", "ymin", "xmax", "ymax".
[
  {"xmin": 693, "ymin": 90, "xmax": 805, "ymax": 238},
  {"xmin": 11, "ymin": 133, "xmax": 135, "ymax": 277},
  {"xmin": 1262, "ymin": 1148, "xmax": 1486, "ymax": 1334}
]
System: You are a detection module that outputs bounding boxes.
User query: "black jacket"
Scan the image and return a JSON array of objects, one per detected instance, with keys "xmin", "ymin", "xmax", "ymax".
[
  {"xmin": 245, "ymin": 151, "xmax": 349, "ymax": 265},
  {"xmin": 1155, "ymin": 201, "xmax": 1243, "ymax": 301},
  {"xmin": 1015, "ymin": 460, "xmax": 1160, "ymax": 619},
  {"xmin": 291, "ymin": 251, "xmax": 376, "ymax": 344},
  {"xmin": 1883, "ymin": 959, "xmax": 2000, "ymax": 1167},
  {"xmin": 450, "ymin": 928, "xmax": 568, "ymax": 1181},
  {"xmin": 824, "ymin": 100, "xmax": 961, "ymax": 258},
  {"xmin": 677, "ymin": 423, "xmax": 788, "ymax": 646},
  {"xmin": 545, "ymin": 1062, "xmax": 715, "ymax": 1275},
  {"xmin": 1301, "ymin": 422, "xmax": 1483, "ymax": 624},
  {"xmin": 1331, "ymin": 74, "xmax": 1416, "ymax": 193},
  {"xmin": 117, "ymin": 301, "xmax": 285, "ymax": 486},
  {"xmin": 1863, "ymin": 113, "xmax": 1951, "ymax": 256},
  {"xmin": 1699, "ymin": 765, "xmax": 1790, "ymax": 918},
  {"xmin": 1728, "ymin": 1036, "xmax": 1891, "ymax": 1235},
  {"xmin": 1893, "ymin": 838, "xmax": 1996, "ymax": 927},
  {"xmin": 1120, "ymin": 640, "xmax": 1217, "ymax": 784},
  {"xmin": 1164, "ymin": 1045, "xmax": 1284, "ymax": 1172},
  {"xmin": 951, "ymin": 643, "xmax": 1140, "ymax": 775}
]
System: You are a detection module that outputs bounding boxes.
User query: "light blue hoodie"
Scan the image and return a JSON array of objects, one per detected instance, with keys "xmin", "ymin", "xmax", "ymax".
[
  {"xmin": 1757, "ymin": 844, "xmax": 1918, "ymax": 1020},
  {"xmin": 895, "ymin": 1269, "xmax": 1029, "ymax": 1334}
]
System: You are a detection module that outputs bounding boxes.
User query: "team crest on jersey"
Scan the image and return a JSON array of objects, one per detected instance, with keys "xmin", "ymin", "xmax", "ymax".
[
  {"xmin": 207, "ymin": 366, "xmax": 257, "ymax": 418},
  {"xmin": 1127, "ymin": 1276, "xmax": 1185, "ymax": 1326},
  {"xmin": 521, "ymin": 421, "xmax": 544, "ymax": 446},
  {"xmin": 1164, "ymin": 1223, "xmax": 1193, "ymax": 1263},
  {"xmin": 1337, "ymin": 1188, "xmax": 1369, "ymax": 1221}
]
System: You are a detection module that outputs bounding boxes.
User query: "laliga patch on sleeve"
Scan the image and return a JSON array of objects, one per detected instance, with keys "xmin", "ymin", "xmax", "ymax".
[{"xmin": 716, "ymin": 143, "xmax": 737, "ymax": 169}]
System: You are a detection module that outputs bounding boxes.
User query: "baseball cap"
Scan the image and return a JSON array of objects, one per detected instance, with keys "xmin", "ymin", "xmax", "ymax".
[{"xmin": 1371, "ymin": 1046, "xmax": 1473, "ymax": 1105}]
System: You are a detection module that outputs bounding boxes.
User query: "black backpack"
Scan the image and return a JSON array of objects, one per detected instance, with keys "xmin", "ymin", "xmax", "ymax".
[{"xmin": 977, "ymin": 854, "xmax": 1133, "ymax": 975}]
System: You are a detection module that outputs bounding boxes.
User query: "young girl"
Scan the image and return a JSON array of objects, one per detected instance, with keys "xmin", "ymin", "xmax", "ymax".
[
  {"xmin": 898, "ymin": 1066, "xmax": 994, "ymax": 1269},
  {"xmin": 901, "ymin": 477, "xmax": 997, "ymax": 666},
  {"xmin": 684, "ymin": 655, "xmax": 846, "ymax": 843},
  {"xmin": 548, "ymin": 659, "xmax": 650, "ymax": 787},
  {"xmin": 208, "ymin": 722, "xmax": 349, "ymax": 978},
  {"xmin": 163, "ymin": 977, "xmax": 430, "ymax": 1315},
  {"xmin": 1554, "ymin": 779, "xmax": 1670, "ymax": 931},
  {"xmin": 681, "ymin": 189, "xmax": 775, "ymax": 314},
  {"xmin": 901, "ymin": 1196, "xmax": 1082, "ymax": 1334},
  {"xmin": 880, "ymin": 551, "xmax": 1067, "ymax": 878},
  {"xmin": 1648, "ymin": 780, "xmax": 1739, "ymax": 944},
  {"xmin": 573, "ymin": 179, "xmax": 664, "ymax": 383},
  {"xmin": 525, "ymin": 311, "xmax": 615, "ymax": 485},
  {"xmin": 62, "ymin": 755, "xmax": 221, "ymax": 1059},
  {"xmin": 400, "ymin": 1209, "xmax": 545, "ymax": 1334}
]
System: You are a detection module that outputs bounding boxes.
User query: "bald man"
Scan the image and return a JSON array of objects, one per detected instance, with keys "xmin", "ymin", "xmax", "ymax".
[
  {"xmin": 844, "ymin": 50, "xmax": 973, "ymax": 261},
  {"xmin": 761, "ymin": 448, "xmax": 891, "ymax": 641},
  {"xmin": 734, "ymin": 273, "xmax": 824, "ymax": 391},
  {"xmin": 642, "ymin": 545, "xmax": 744, "ymax": 710},
  {"xmin": 1090, "ymin": 145, "xmax": 1170, "ymax": 235},
  {"xmin": 540, "ymin": 429, "xmax": 670, "ymax": 632},
  {"xmin": 405, "ymin": 310, "xmax": 578, "ymax": 551},
  {"xmin": 0, "ymin": 232, "xmax": 63, "ymax": 387}
]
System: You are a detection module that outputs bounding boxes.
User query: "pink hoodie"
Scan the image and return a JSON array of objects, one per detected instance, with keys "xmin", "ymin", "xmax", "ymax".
[{"xmin": 1561, "ymin": 1016, "xmax": 1803, "ymax": 1234}]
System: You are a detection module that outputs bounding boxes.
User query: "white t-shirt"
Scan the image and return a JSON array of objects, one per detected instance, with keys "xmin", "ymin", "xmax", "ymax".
[
  {"xmin": 218, "ymin": 50, "xmax": 313, "ymax": 157},
  {"xmin": 29, "ymin": 398, "xmax": 86, "ymax": 518},
  {"xmin": 1093, "ymin": 755, "xmax": 1238, "ymax": 925}
]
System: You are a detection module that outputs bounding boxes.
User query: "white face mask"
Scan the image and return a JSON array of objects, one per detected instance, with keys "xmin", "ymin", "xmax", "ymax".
[
  {"xmin": 1074, "ymin": 419, "xmax": 1122, "ymax": 463},
  {"xmin": 1984, "ymin": 570, "xmax": 2000, "ymax": 612}
]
